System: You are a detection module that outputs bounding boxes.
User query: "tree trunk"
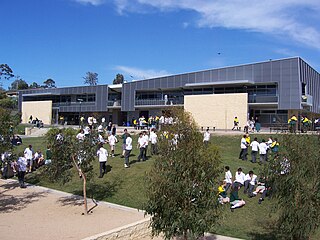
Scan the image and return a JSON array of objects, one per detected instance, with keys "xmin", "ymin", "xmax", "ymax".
[{"xmin": 72, "ymin": 156, "xmax": 88, "ymax": 215}]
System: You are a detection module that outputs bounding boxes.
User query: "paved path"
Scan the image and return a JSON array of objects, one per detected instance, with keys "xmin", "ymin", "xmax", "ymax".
[
  {"xmin": 0, "ymin": 179, "xmax": 145, "ymax": 240},
  {"xmin": 0, "ymin": 179, "xmax": 242, "ymax": 240}
]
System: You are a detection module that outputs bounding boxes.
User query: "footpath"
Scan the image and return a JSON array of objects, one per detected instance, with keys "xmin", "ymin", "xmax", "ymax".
[{"xmin": 0, "ymin": 179, "xmax": 242, "ymax": 240}]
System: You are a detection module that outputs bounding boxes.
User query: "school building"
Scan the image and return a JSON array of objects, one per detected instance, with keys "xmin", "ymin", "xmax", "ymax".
[{"xmin": 18, "ymin": 57, "xmax": 320, "ymax": 129}]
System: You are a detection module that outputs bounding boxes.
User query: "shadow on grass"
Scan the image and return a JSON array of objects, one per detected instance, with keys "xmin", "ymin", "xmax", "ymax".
[
  {"xmin": 248, "ymin": 218, "xmax": 279, "ymax": 240},
  {"xmin": 58, "ymin": 177, "xmax": 123, "ymax": 209},
  {"xmin": 0, "ymin": 181, "xmax": 47, "ymax": 213}
]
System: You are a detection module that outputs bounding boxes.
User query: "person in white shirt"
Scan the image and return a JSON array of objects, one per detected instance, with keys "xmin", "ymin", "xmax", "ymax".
[
  {"xmin": 239, "ymin": 135, "xmax": 248, "ymax": 160},
  {"xmin": 250, "ymin": 137, "xmax": 259, "ymax": 163},
  {"xmin": 142, "ymin": 131, "xmax": 149, "ymax": 160},
  {"xmin": 259, "ymin": 139, "xmax": 268, "ymax": 164},
  {"xmin": 243, "ymin": 170, "xmax": 257, "ymax": 196},
  {"xmin": 24, "ymin": 145, "xmax": 34, "ymax": 173},
  {"xmin": 203, "ymin": 127, "xmax": 210, "ymax": 147},
  {"xmin": 16, "ymin": 155, "xmax": 28, "ymax": 188},
  {"xmin": 108, "ymin": 133, "xmax": 117, "ymax": 157},
  {"xmin": 124, "ymin": 133, "xmax": 132, "ymax": 168},
  {"xmin": 137, "ymin": 132, "xmax": 147, "ymax": 161},
  {"xmin": 97, "ymin": 124, "xmax": 104, "ymax": 134},
  {"xmin": 76, "ymin": 129, "xmax": 85, "ymax": 141},
  {"xmin": 97, "ymin": 144, "xmax": 108, "ymax": 178},
  {"xmin": 233, "ymin": 168, "xmax": 246, "ymax": 188},
  {"xmin": 224, "ymin": 166, "xmax": 233, "ymax": 192},
  {"xmin": 149, "ymin": 128, "xmax": 158, "ymax": 155}
]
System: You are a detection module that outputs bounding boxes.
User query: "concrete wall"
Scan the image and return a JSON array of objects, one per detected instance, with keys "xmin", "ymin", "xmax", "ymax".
[
  {"xmin": 21, "ymin": 101, "xmax": 52, "ymax": 125},
  {"xmin": 81, "ymin": 218, "xmax": 152, "ymax": 240},
  {"xmin": 184, "ymin": 93, "xmax": 248, "ymax": 129}
]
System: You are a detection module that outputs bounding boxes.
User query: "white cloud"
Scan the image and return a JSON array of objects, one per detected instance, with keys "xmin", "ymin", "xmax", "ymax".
[
  {"xmin": 74, "ymin": 0, "xmax": 105, "ymax": 6},
  {"xmin": 115, "ymin": 65, "xmax": 171, "ymax": 80},
  {"xmin": 274, "ymin": 48, "xmax": 297, "ymax": 57},
  {"xmin": 111, "ymin": 0, "xmax": 320, "ymax": 50}
]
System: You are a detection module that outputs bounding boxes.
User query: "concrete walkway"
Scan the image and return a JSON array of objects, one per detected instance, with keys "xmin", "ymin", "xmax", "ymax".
[{"xmin": 0, "ymin": 179, "xmax": 242, "ymax": 240}]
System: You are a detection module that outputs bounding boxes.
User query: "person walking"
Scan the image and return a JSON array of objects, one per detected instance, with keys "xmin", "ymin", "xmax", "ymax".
[
  {"xmin": 16, "ymin": 154, "xmax": 28, "ymax": 188},
  {"xmin": 124, "ymin": 133, "xmax": 132, "ymax": 168},
  {"xmin": 97, "ymin": 143, "xmax": 108, "ymax": 178},
  {"xmin": 121, "ymin": 129, "xmax": 128, "ymax": 158}
]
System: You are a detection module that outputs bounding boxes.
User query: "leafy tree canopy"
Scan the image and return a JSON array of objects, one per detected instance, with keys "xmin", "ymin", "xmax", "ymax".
[
  {"xmin": 0, "ymin": 64, "xmax": 14, "ymax": 80},
  {"xmin": 43, "ymin": 78, "xmax": 56, "ymax": 88},
  {"xmin": 267, "ymin": 135, "xmax": 320, "ymax": 240},
  {"xmin": 29, "ymin": 82, "xmax": 41, "ymax": 89},
  {"xmin": 145, "ymin": 108, "xmax": 222, "ymax": 240},
  {"xmin": 10, "ymin": 77, "xmax": 28, "ymax": 90},
  {"xmin": 112, "ymin": 73, "xmax": 124, "ymax": 84},
  {"xmin": 83, "ymin": 72, "xmax": 98, "ymax": 86}
]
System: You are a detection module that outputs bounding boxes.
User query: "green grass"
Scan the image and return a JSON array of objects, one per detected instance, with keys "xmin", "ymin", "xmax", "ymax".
[{"xmin": 13, "ymin": 133, "xmax": 319, "ymax": 240}]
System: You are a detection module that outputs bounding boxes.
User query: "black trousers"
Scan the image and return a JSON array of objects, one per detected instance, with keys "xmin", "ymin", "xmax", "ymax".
[
  {"xmin": 99, "ymin": 162, "xmax": 106, "ymax": 177},
  {"xmin": 18, "ymin": 171, "xmax": 26, "ymax": 187},
  {"xmin": 138, "ymin": 147, "xmax": 146, "ymax": 161}
]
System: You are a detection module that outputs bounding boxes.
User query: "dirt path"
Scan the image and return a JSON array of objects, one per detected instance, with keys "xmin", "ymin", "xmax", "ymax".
[{"xmin": 0, "ymin": 179, "xmax": 145, "ymax": 240}]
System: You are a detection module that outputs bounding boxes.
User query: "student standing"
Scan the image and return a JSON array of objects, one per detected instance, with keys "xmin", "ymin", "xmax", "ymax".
[
  {"xmin": 224, "ymin": 166, "xmax": 232, "ymax": 192},
  {"xmin": 137, "ymin": 133, "xmax": 147, "ymax": 161},
  {"xmin": 250, "ymin": 137, "xmax": 259, "ymax": 163},
  {"xmin": 142, "ymin": 131, "xmax": 149, "ymax": 160},
  {"xmin": 124, "ymin": 133, "xmax": 132, "ymax": 168},
  {"xmin": 121, "ymin": 129, "xmax": 128, "ymax": 158},
  {"xmin": 203, "ymin": 127, "xmax": 210, "ymax": 147},
  {"xmin": 239, "ymin": 135, "xmax": 248, "ymax": 160},
  {"xmin": 259, "ymin": 139, "xmax": 268, "ymax": 164},
  {"xmin": 108, "ymin": 133, "xmax": 117, "ymax": 157},
  {"xmin": 24, "ymin": 145, "xmax": 34, "ymax": 173},
  {"xmin": 149, "ymin": 129, "xmax": 158, "ymax": 155},
  {"xmin": 16, "ymin": 155, "xmax": 28, "ymax": 188},
  {"xmin": 97, "ymin": 144, "xmax": 108, "ymax": 178}
]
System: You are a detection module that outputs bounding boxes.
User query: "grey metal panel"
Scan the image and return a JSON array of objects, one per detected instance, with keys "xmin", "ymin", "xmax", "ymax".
[
  {"xmin": 203, "ymin": 70, "xmax": 210, "ymax": 82},
  {"xmin": 218, "ymin": 69, "xmax": 226, "ymax": 81},
  {"xmin": 244, "ymin": 65, "xmax": 253, "ymax": 80},
  {"xmin": 167, "ymin": 76, "xmax": 175, "ymax": 88},
  {"xmin": 227, "ymin": 67, "xmax": 236, "ymax": 81},
  {"xmin": 235, "ymin": 66, "xmax": 244, "ymax": 80}
]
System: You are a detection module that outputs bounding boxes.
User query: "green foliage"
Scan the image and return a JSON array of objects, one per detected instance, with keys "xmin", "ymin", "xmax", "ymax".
[
  {"xmin": 145, "ymin": 108, "xmax": 222, "ymax": 240},
  {"xmin": 83, "ymin": 72, "xmax": 98, "ymax": 86},
  {"xmin": 268, "ymin": 135, "xmax": 320, "ymax": 240},
  {"xmin": 0, "ymin": 64, "xmax": 14, "ymax": 80},
  {"xmin": 29, "ymin": 82, "xmax": 41, "ymax": 89},
  {"xmin": 0, "ymin": 97, "xmax": 17, "ymax": 109},
  {"xmin": 10, "ymin": 77, "xmax": 28, "ymax": 90},
  {"xmin": 113, "ymin": 73, "xmax": 124, "ymax": 84},
  {"xmin": 45, "ymin": 128, "xmax": 99, "ymax": 184},
  {"xmin": 0, "ymin": 107, "xmax": 14, "ymax": 154},
  {"xmin": 43, "ymin": 78, "xmax": 56, "ymax": 88}
]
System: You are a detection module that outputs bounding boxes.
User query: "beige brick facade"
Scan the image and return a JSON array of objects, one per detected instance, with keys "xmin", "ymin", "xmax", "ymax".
[
  {"xmin": 21, "ymin": 101, "xmax": 52, "ymax": 125},
  {"xmin": 184, "ymin": 93, "xmax": 248, "ymax": 130}
]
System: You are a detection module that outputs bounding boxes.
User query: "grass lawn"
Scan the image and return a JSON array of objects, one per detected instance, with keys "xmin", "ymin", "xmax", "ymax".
[{"xmin": 14, "ymin": 133, "xmax": 319, "ymax": 240}]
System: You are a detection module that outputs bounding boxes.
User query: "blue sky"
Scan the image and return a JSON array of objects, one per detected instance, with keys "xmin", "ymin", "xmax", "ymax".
[{"xmin": 1, "ymin": 0, "xmax": 320, "ymax": 89}]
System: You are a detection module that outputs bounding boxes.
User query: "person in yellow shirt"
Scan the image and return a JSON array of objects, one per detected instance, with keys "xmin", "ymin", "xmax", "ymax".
[
  {"xmin": 232, "ymin": 117, "xmax": 240, "ymax": 131},
  {"xmin": 288, "ymin": 115, "xmax": 297, "ymax": 133}
]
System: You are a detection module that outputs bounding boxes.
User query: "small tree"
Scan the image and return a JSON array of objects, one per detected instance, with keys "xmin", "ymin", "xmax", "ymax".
[
  {"xmin": 10, "ymin": 77, "xmax": 28, "ymax": 90},
  {"xmin": 29, "ymin": 82, "xmax": 41, "ymax": 89},
  {"xmin": 112, "ymin": 73, "xmax": 124, "ymax": 84},
  {"xmin": 83, "ymin": 72, "xmax": 98, "ymax": 86},
  {"xmin": 46, "ymin": 128, "xmax": 99, "ymax": 214},
  {"xmin": 144, "ymin": 108, "xmax": 222, "ymax": 240},
  {"xmin": 43, "ymin": 78, "xmax": 56, "ymax": 88},
  {"xmin": 268, "ymin": 135, "xmax": 320, "ymax": 239}
]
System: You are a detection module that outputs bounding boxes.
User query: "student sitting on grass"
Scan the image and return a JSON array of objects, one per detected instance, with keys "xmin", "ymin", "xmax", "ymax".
[
  {"xmin": 218, "ymin": 180, "xmax": 230, "ymax": 204},
  {"xmin": 230, "ymin": 185, "xmax": 246, "ymax": 211}
]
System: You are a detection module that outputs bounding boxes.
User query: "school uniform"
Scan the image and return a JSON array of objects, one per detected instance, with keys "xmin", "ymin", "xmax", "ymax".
[{"xmin": 97, "ymin": 147, "xmax": 108, "ymax": 177}]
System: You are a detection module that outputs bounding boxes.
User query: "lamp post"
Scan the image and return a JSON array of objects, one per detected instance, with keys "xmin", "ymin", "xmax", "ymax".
[{"xmin": 78, "ymin": 98, "xmax": 83, "ymax": 128}]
